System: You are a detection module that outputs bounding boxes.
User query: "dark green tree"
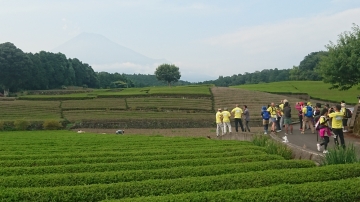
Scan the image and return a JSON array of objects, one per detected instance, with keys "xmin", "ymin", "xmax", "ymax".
[
  {"xmin": 0, "ymin": 42, "xmax": 32, "ymax": 96},
  {"xmin": 318, "ymin": 24, "xmax": 360, "ymax": 90},
  {"xmin": 154, "ymin": 64, "xmax": 181, "ymax": 86}
]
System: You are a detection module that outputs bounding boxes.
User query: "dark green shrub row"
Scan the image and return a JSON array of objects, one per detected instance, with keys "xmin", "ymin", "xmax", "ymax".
[
  {"xmin": 0, "ymin": 160, "xmax": 315, "ymax": 188},
  {"xmin": 18, "ymin": 96, "xmax": 96, "ymax": 101},
  {"xmin": 1, "ymin": 163, "xmax": 359, "ymax": 202},
  {"xmin": 97, "ymin": 94, "xmax": 211, "ymax": 98},
  {"xmin": 0, "ymin": 146, "xmax": 257, "ymax": 161},
  {"xmin": 0, "ymin": 155, "xmax": 283, "ymax": 176},
  {"xmin": 113, "ymin": 178, "xmax": 360, "ymax": 202},
  {"xmin": 0, "ymin": 150, "xmax": 269, "ymax": 167}
]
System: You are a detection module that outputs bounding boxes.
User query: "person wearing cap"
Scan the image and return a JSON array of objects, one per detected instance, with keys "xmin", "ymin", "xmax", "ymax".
[
  {"xmin": 215, "ymin": 108, "xmax": 224, "ymax": 137},
  {"xmin": 261, "ymin": 106, "xmax": 270, "ymax": 134},
  {"xmin": 340, "ymin": 102, "xmax": 348, "ymax": 132},
  {"xmin": 231, "ymin": 104, "xmax": 244, "ymax": 133},
  {"xmin": 296, "ymin": 102, "xmax": 304, "ymax": 131},
  {"xmin": 267, "ymin": 103, "xmax": 278, "ymax": 134},
  {"xmin": 222, "ymin": 107, "xmax": 232, "ymax": 135},
  {"xmin": 301, "ymin": 102, "xmax": 315, "ymax": 134}
]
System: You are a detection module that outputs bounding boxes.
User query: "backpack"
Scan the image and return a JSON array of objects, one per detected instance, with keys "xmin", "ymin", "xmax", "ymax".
[
  {"xmin": 345, "ymin": 108, "xmax": 352, "ymax": 118},
  {"xmin": 305, "ymin": 106, "xmax": 313, "ymax": 117},
  {"xmin": 262, "ymin": 111, "xmax": 270, "ymax": 120}
]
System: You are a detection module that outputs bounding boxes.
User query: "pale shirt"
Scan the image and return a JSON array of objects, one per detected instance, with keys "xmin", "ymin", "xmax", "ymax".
[
  {"xmin": 222, "ymin": 111, "xmax": 231, "ymax": 122},
  {"xmin": 231, "ymin": 107, "xmax": 243, "ymax": 119}
]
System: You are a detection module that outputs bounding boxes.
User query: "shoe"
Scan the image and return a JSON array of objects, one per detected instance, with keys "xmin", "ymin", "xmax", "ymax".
[
  {"xmin": 301, "ymin": 131, "xmax": 304, "ymax": 134},
  {"xmin": 323, "ymin": 150, "xmax": 328, "ymax": 154},
  {"xmin": 343, "ymin": 130, "xmax": 348, "ymax": 132},
  {"xmin": 317, "ymin": 143, "xmax": 321, "ymax": 151},
  {"xmin": 276, "ymin": 130, "xmax": 281, "ymax": 133},
  {"xmin": 284, "ymin": 133, "xmax": 288, "ymax": 136},
  {"xmin": 264, "ymin": 132, "xmax": 267, "ymax": 135},
  {"xmin": 289, "ymin": 133, "xmax": 293, "ymax": 135}
]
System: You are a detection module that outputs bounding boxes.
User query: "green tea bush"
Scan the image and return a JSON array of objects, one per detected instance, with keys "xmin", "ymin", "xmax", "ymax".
[
  {"xmin": 251, "ymin": 134, "xmax": 293, "ymax": 160},
  {"xmin": 13, "ymin": 120, "xmax": 30, "ymax": 131},
  {"xmin": 43, "ymin": 120, "xmax": 62, "ymax": 130},
  {"xmin": 0, "ymin": 121, "xmax": 4, "ymax": 131},
  {"xmin": 321, "ymin": 144, "xmax": 360, "ymax": 165}
]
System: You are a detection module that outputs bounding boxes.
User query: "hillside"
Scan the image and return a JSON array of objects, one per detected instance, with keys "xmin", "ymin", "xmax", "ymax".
[{"xmin": 232, "ymin": 81, "xmax": 360, "ymax": 104}]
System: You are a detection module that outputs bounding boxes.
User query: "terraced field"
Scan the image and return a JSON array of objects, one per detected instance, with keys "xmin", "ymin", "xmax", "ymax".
[{"xmin": 0, "ymin": 131, "xmax": 359, "ymax": 201}]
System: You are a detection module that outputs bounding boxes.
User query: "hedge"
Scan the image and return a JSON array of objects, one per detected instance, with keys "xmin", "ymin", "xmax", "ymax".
[
  {"xmin": 0, "ymin": 163, "xmax": 359, "ymax": 201},
  {"xmin": 0, "ymin": 160, "xmax": 315, "ymax": 188},
  {"xmin": 0, "ymin": 155, "xmax": 283, "ymax": 176}
]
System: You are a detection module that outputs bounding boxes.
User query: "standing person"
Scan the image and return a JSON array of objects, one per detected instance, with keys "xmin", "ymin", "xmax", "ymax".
[
  {"xmin": 328, "ymin": 104, "xmax": 345, "ymax": 148},
  {"xmin": 296, "ymin": 102, "xmax": 304, "ymax": 131},
  {"xmin": 267, "ymin": 103, "xmax": 277, "ymax": 134},
  {"xmin": 279, "ymin": 99, "xmax": 287, "ymax": 130},
  {"xmin": 275, "ymin": 104, "xmax": 282, "ymax": 132},
  {"xmin": 341, "ymin": 102, "xmax": 349, "ymax": 132},
  {"xmin": 301, "ymin": 102, "xmax": 315, "ymax": 134},
  {"xmin": 283, "ymin": 102, "xmax": 293, "ymax": 135},
  {"xmin": 222, "ymin": 107, "xmax": 232, "ymax": 135},
  {"xmin": 243, "ymin": 105, "xmax": 250, "ymax": 132},
  {"xmin": 231, "ymin": 104, "xmax": 244, "ymax": 133},
  {"xmin": 261, "ymin": 106, "xmax": 270, "ymax": 135},
  {"xmin": 215, "ymin": 108, "xmax": 224, "ymax": 137},
  {"xmin": 316, "ymin": 108, "xmax": 331, "ymax": 153}
]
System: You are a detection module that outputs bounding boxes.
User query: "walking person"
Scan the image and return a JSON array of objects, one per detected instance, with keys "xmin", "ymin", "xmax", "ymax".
[
  {"xmin": 301, "ymin": 102, "xmax": 315, "ymax": 134},
  {"xmin": 222, "ymin": 107, "xmax": 232, "ymax": 135},
  {"xmin": 328, "ymin": 104, "xmax": 345, "ymax": 148},
  {"xmin": 316, "ymin": 108, "xmax": 331, "ymax": 153},
  {"xmin": 243, "ymin": 105, "xmax": 250, "ymax": 132},
  {"xmin": 231, "ymin": 104, "xmax": 244, "ymax": 133},
  {"xmin": 267, "ymin": 103, "xmax": 277, "ymax": 134},
  {"xmin": 283, "ymin": 101, "xmax": 293, "ymax": 135},
  {"xmin": 215, "ymin": 108, "xmax": 224, "ymax": 137},
  {"xmin": 340, "ymin": 102, "xmax": 349, "ymax": 132},
  {"xmin": 296, "ymin": 102, "xmax": 304, "ymax": 131},
  {"xmin": 261, "ymin": 106, "xmax": 270, "ymax": 135},
  {"xmin": 275, "ymin": 104, "xmax": 282, "ymax": 132}
]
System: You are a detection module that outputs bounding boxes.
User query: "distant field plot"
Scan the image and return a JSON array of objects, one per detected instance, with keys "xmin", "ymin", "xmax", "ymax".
[
  {"xmin": 0, "ymin": 100, "xmax": 60, "ymax": 121},
  {"xmin": 0, "ymin": 131, "xmax": 358, "ymax": 201},
  {"xmin": 62, "ymin": 98, "xmax": 127, "ymax": 110},
  {"xmin": 232, "ymin": 81, "xmax": 359, "ymax": 104},
  {"xmin": 126, "ymin": 97, "xmax": 212, "ymax": 111},
  {"xmin": 63, "ymin": 110, "xmax": 213, "ymax": 122}
]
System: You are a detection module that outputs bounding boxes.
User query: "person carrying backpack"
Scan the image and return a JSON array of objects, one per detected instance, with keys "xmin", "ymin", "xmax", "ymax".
[
  {"xmin": 316, "ymin": 108, "xmax": 331, "ymax": 153},
  {"xmin": 341, "ymin": 102, "xmax": 351, "ymax": 132},
  {"xmin": 267, "ymin": 103, "xmax": 277, "ymax": 134},
  {"xmin": 301, "ymin": 102, "xmax": 315, "ymax": 134},
  {"xmin": 261, "ymin": 106, "xmax": 270, "ymax": 135}
]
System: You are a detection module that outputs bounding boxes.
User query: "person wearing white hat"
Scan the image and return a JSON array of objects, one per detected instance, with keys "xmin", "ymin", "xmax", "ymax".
[{"xmin": 340, "ymin": 102, "xmax": 348, "ymax": 132}]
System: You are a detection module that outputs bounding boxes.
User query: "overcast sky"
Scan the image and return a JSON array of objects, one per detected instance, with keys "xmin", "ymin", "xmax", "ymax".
[{"xmin": 1, "ymin": 0, "xmax": 360, "ymax": 82}]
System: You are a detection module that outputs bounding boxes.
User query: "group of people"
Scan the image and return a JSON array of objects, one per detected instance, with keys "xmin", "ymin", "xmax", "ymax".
[
  {"xmin": 261, "ymin": 99, "xmax": 352, "ymax": 153},
  {"xmin": 215, "ymin": 104, "xmax": 250, "ymax": 137}
]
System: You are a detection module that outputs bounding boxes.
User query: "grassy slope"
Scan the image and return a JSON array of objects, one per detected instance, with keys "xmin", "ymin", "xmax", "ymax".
[{"xmin": 231, "ymin": 81, "xmax": 360, "ymax": 104}]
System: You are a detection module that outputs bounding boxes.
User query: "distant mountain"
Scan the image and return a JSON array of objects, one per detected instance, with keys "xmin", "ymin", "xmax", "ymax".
[{"xmin": 51, "ymin": 32, "xmax": 168, "ymax": 66}]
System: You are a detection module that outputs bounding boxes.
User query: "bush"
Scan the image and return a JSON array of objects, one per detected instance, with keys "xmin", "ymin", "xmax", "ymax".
[
  {"xmin": 321, "ymin": 144, "xmax": 360, "ymax": 165},
  {"xmin": 0, "ymin": 121, "xmax": 4, "ymax": 131},
  {"xmin": 251, "ymin": 134, "xmax": 293, "ymax": 160},
  {"xmin": 43, "ymin": 120, "xmax": 62, "ymax": 130},
  {"xmin": 13, "ymin": 120, "xmax": 30, "ymax": 131}
]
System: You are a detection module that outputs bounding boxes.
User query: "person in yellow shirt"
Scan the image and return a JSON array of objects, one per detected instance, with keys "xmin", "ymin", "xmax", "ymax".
[
  {"xmin": 222, "ymin": 107, "xmax": 232, "ymax": 134},
  {"xmin": 231, "ymin": 104, "xmax": 244, "ymax": 133},
  {"xmin": 267, "ymin": 103, "xmax": 277, "ymax": 133},
  {"xmin": 301, "ymin": 102, "xmax": 315, "ymax": 134},
  {"xmin": 328, "ymin": 104, "xmax": 345, "ymax": 148},
  {"xmin": 215, "ymin": 108, "xmax": 224, "ymax": 137}
]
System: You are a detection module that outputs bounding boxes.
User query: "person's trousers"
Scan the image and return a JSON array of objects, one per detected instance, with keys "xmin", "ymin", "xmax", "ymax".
[
  {"xmin": 276, "ymin": 117, "xmax": 281, "ymax": 130},
  {"xmin": 302, "ymin": 117, "xmax": 315, "ymax": 133},
  {"xmin": 320, "ymin": 136, "xmax": 330, "ymax": 150},
  {"xmin": 332, "ymin": 128, "xmax": 345, "ymax": 148},
  {"xmin": 223, "ymin": 122, "xmax": 232, "ymax": 133},
  {"xmin": 299, "ymin": 115, "xmax": 303, "ymax": 129},
  {"xmin": 245, "ymin": 120, "xmax": 250, "ymax": 132},
  {"xmin": 216, "ymin": 123, "xmax": 223, "ymax": 136},
  {"xmin": 280, "ymin": 116, "xmax": 284, "ymax": 129},
  {"xmin": 234, "ymin": 118, "xmax": 244, "ymax": 132}
]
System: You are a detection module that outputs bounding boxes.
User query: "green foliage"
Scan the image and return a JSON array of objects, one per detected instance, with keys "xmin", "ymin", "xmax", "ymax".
[
  {"xmin": 155, "ymin": 64, "xmax": 181, "ymax": 86},
  {"xmin": 43, "ymin": 120, "xmax": 62, "ymax": 130},
  {"xmin": 124, "ymin": 73, "xmax": 191, "ymax": 87},
  {"xmin": 289, "ymin": 51, "xmax": 328, "ymax": 81},
  {"xmin": 318, "ymin": 24, "xmax": 360, "ymax": 90},
  {"xmin": 251, "ymin": 134, "xmax": 293, "ymax": 160},
  {"xmin": 233, "ymin": 81, "xmax": 359, "ymax": 104},
  {"xmin": 13, "ymin": 120, "xmax": 30, "ymax": 130},
  {"xmin": 321, "ymin": 144, "xmax": 360, "ymax": 165},
  {"xmin": 0, "ymin": 121, "xmax": 4, "ymax": 131}
]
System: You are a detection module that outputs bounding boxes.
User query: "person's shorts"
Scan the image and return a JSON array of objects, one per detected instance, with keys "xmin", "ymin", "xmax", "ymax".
[
  {"xmin": 284, "ymin": 118, "xmax": 292, "ymax": 125},
  {"xmin": 270, "ymin": 117, "xmax": 276, "ymax": 123},
  {"xmin": 342, "ymin": 119, "xmax": 348, "ymax": 126},
  {"xmin": 263, "ymin": 120, "xmax": 269, "ymax": 125}
]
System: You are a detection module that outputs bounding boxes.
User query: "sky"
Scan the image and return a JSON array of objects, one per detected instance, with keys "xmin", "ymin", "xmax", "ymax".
[{"xmin": 1, "ymin": 0, "xmax": 360, "ymax": 82}]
